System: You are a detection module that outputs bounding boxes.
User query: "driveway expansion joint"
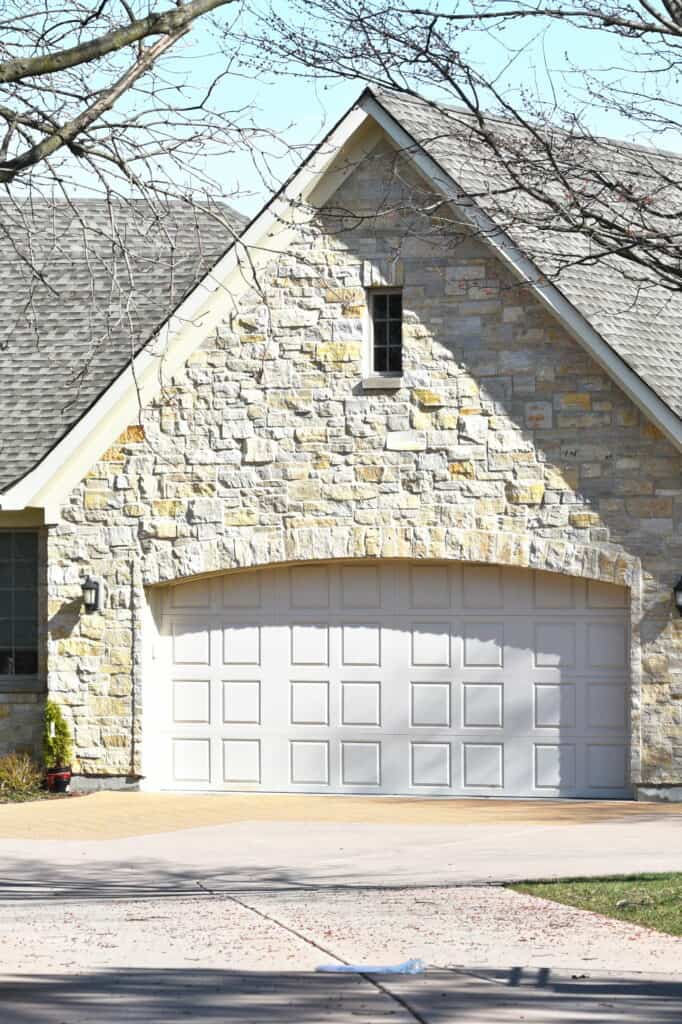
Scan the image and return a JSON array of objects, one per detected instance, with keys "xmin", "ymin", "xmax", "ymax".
[{"xmin": 197, "ymin": 882, "xmax": 431, "ymax": 1024}]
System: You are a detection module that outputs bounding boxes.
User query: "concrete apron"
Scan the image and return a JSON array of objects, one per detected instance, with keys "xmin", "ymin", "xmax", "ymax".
[{"xmin": 0, "ymin": 794, "xmax": 681, "ymax": 895}]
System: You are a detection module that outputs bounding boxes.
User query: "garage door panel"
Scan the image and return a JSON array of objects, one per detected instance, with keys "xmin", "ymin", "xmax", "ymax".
[
  {"xmin": 409, "ymin": 565, "xmax": 451, "ymax": 609},
  {"xmin": 156, "ymin": 562, "xmax": 630, "ymax": 797},
  {"xmin": 462, "ymin": 565, "xmax": 505, "ymax": 609},
  {"xmin": 223, "ymin": 680, "xmax": 261, "ymax": 725},
  {"xmin": 534, "ymin": 683, "xmax": 577, "ymax": 729},
  {"xmin": 534, "ymin": 743, "xmax": 577, "ymax": 791}
]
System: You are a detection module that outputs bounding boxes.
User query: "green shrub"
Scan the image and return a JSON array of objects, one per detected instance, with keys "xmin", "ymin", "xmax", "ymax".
[
  {"xmin": 0, "ymin": 752, "xmax": 42, "ymax": 798},
  {"xmin": 43, "ymin": 700, "xmax": 73, "ymax": 769}
]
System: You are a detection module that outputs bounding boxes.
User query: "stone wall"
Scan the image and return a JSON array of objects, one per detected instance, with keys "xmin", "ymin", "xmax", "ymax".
[{"xmin": 45, "ymin": 134, "xmax": 682, "ymax": 786}]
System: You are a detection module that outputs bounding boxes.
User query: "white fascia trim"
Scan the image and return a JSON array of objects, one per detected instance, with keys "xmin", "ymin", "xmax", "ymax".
[
  {"xmin": 1, "ymin": 105, "xmax": 371, "ymax": 514},
  {"xmin": 362, "ymin": 93, "xmax": 682, "ymax": 452}
]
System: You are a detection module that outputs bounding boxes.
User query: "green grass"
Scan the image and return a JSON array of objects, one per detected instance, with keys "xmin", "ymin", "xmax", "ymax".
[{"xmin": 511, "ymin": 873, "xmax": 682, "ymax": 936}]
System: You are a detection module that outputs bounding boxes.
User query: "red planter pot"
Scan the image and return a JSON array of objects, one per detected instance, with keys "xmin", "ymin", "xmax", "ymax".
[{"xmin": 45, "ymin": 767, "xmax": 72, "ymax": 793}]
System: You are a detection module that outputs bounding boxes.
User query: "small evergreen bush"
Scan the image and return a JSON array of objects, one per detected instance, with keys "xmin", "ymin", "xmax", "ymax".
[
  {"xmin": 0, "ymin": 752, "xmax": 42, "ymax": 800},
  {"xmin": 43, "ymin": 700, "xmax": 73, "ymax": 769}
]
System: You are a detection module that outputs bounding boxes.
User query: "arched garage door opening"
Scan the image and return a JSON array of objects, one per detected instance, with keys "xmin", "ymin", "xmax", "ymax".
[{"xmin": 145, "ymin": 561, "xmax": 630, "ymax": 798}]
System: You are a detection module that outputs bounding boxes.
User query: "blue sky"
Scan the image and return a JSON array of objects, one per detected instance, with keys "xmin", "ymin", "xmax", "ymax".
[{"xmin": 119, "ymin": 2, "xmax": 682, "ymax": 215}]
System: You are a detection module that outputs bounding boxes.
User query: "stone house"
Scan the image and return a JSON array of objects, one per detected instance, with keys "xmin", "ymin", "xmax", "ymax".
[{"xmin": 1, "ymin": 88, "xmax": 681, "ymax": 800}]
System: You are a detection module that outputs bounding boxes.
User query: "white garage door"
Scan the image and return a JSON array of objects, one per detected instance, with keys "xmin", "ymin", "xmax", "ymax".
[{"xmin": 151, "ymin": 562, "xmax": 630, "ymax": 798}]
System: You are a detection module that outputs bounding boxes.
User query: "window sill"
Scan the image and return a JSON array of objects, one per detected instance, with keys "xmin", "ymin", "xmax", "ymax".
[{"xmin": 362, "ymin": 375, "xmax": 404, "ymax": 391}]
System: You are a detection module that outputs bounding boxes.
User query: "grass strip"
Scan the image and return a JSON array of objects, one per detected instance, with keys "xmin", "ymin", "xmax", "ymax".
[{"xmin": 511, "ymin": 873, "xmax": 682, "ymax": 936}]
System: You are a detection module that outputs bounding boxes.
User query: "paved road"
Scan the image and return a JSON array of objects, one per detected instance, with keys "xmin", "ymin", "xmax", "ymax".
[{"xmin": 2, "ymin": 967, "xmax": 681, "ymax": 1022}]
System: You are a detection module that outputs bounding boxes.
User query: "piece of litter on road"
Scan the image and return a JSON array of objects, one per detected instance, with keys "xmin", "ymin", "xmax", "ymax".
[{"xmin": 316, "ymin": 958, "xmax": 425, "ymax": 975}]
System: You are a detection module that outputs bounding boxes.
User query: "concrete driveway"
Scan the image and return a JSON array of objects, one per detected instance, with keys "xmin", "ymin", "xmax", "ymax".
[{"xmin": 2, "ymin": 794, "xmax": 682, "ymax": 1021}]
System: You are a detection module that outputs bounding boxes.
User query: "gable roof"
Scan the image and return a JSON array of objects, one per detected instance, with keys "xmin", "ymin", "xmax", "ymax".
[
  {"xmin": 0, "ymin": 200, "xmax": 245, "ymax": 492},
  {"xmin": 1, "ymin": 91, "xmax": 681, "ymax": 514},
  {"xmin": 369, "ymin": 88, "xmax": 682, "ymax": 421}
]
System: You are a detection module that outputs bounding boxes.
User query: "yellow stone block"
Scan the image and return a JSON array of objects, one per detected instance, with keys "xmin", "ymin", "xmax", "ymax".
[
  {"xmin": 642, "ymin": 421, "xmax": 664, "ymax": 440},
  {"xmin": 57, "ymin": 638, "xmax": 104, "ymax": 658},
  {"xmin": 91, "ymin": 697, "xmax": 129, "ymax": 717},
  {"xmin": 356, "ymin": 466, "xmax": 384, "ymax": 483},
  {"xmin": 117, "ymin": 425, "xmax": 145, "ymax": 444},
  {"xmin": 80, "ymin": 617, "xmax": 105, "ymax": 641},
  {"xmin": 223, "ymin": 509, "xmax": 259, "ymax": 526},
  {"xmin": 448, "ymin": 461, "xmax": 476, "ymax": 479},
  {"xmin": 84, "ymin": 492, "xmax": 109, "ymax": 510},
  {"xmin": 99, "ymin": 446, "xmax": 125, "ymax": 464},
  {"xmin": 123, "ymin": 504, "xmax": 146, "ymax": 518},
  {"xmin": 152, "ymin": 499, "xmax": 184, "ymax": 517},
  {"xmin": 569, "ymin": 511, "xmax": 600, "ymax": 528},
  {"xmin": 506, "ymin": 481, "xmax": 545, "ymax": 505},
  {"xmin": 557, "ymin": 393, "xmax": 591, "ymax": 411},
  {"xmin": 315, "ymin": 342, "xmax": 362, "ymax": 363},
  {"xmin": 414, "ymin": 389, "xmax": 443, "ymax": 408}
]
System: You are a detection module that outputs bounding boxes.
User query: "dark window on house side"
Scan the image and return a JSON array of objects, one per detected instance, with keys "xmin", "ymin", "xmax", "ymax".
[
  {"xmin": 0, "ymin": 532, "xmax": 38, "ymax": 675},
  {"xmin": 371, "ymin": 291, "xmax": 403, "ymax": 374}
]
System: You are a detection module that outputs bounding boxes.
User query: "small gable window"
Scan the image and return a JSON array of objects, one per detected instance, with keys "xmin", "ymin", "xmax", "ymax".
[
  {"xmin": 0, "ymin": 531, "xmax": 38, "ymax": 676},
  {"xmin": 370, "ymin": 290, "xmax": 402, "ymax": 374}
]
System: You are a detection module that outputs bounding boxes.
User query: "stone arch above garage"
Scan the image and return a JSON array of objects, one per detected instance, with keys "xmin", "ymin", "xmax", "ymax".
[{"xmin": 143, "ymin": 524, "xmax": 641, "ymax": 592}]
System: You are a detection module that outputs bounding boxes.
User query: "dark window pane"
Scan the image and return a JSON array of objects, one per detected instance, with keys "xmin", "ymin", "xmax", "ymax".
[
  {"xmin": 374, "ymin": 347, "xmax": 388, "ymax": 372},
  {"xmin": 389, "ymin": 293, "xmax": 402, "ymax": 318},
  {"xmin": 0, "ymin": 564, "xmax": 11, "ymax": 587},
  {"xmin": 388, "ymin": 346, "xmax": 403, "ymax": 373},
  {"xmin": 0, "ymin": 650, "xmax": 14, "ymax": 674},
  {"xmin": 13, "ymin": 534, "xmax": 37, "ymax": 561},
  {"xmin": 14, "ymin": 563, "xmax": 35, "ymax": 587},
  {"xmin": 0, "ymin": 620, "xmax": 11, "ymax": 646},
  {"xmin": 13, "ymin": 650, "xmax": 37, "ymax": 675},
  {"xmin": 14, "ymin": 590, "xmax": 36, "ymax": 618},
  {"xmin": 0, "ymin": 535, "xmax": 11, "ymax": 558},
  {"xmin": 0, "ymin": 590, "xmax": 11, "ymax": 618},
  {"xmin": 373, "ymin": 294, "xmax": 387, "ymax": 318},
  {"xmin": 14, "ymin": 619, "xmax": 37, "ymax": 646},
  {"xmin": 389, "ymin": 320, "xmax": 402, "ymax": 348}
]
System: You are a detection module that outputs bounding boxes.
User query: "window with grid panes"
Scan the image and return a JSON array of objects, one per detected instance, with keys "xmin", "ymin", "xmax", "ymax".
[
  {"xmin": 370, "ymin": 291, "xmax": 402, "ymax": 373},
  {"xmin": 0, "ymin": 532, "xmax": 38, "ymax": 676}
]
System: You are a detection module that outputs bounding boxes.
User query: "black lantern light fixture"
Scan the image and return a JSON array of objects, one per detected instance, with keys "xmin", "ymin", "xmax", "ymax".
[
  {"xmin": 674, "ymin": 577, "xmax": 682, "ymax": 618},
  {"xmin": 81, "ymin": 575, "xmax": 101, "ymax": 614}
]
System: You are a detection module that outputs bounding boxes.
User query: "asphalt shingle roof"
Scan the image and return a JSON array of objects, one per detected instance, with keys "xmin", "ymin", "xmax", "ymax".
[
  {"xmin": 371, "ymin": 88, "xmax": 682, "ymax": 421},
  {"xmin": 0, "ymin": 200, "xmax": 245, "ymax": 492}
]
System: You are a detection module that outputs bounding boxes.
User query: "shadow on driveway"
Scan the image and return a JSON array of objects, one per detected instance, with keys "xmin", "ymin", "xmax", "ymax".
[
  {"xmin": 0, "ymin": 857, "xmax": 504, "ymax": 901},
  {"xmin": 2, "ymin": 967, "xmax": 682, "ymax": 1023}
]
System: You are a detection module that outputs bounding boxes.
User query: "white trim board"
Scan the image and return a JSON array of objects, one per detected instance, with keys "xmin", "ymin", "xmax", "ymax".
[{"xmin": 3, "ymin": 89, "xmax": 682, "ymax": 518}]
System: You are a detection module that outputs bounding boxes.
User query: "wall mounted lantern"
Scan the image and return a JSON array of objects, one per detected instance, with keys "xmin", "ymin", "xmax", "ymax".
[
  {"xmin": 674, "ymin": 577, "xmax": 682, "ymax": 617},
  {"xmin": 81, "ymin": 576, "xmax": 101, "ymax": 614}
]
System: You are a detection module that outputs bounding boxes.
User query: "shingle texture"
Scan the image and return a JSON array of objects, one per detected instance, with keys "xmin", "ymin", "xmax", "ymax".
[
  {"xmin": 0, "ymin": 200, "xmax": 244, "ymax": 492},
  {"xmin": 371, "ymin": 88, "xmax": 682, "ymax": 420}
]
